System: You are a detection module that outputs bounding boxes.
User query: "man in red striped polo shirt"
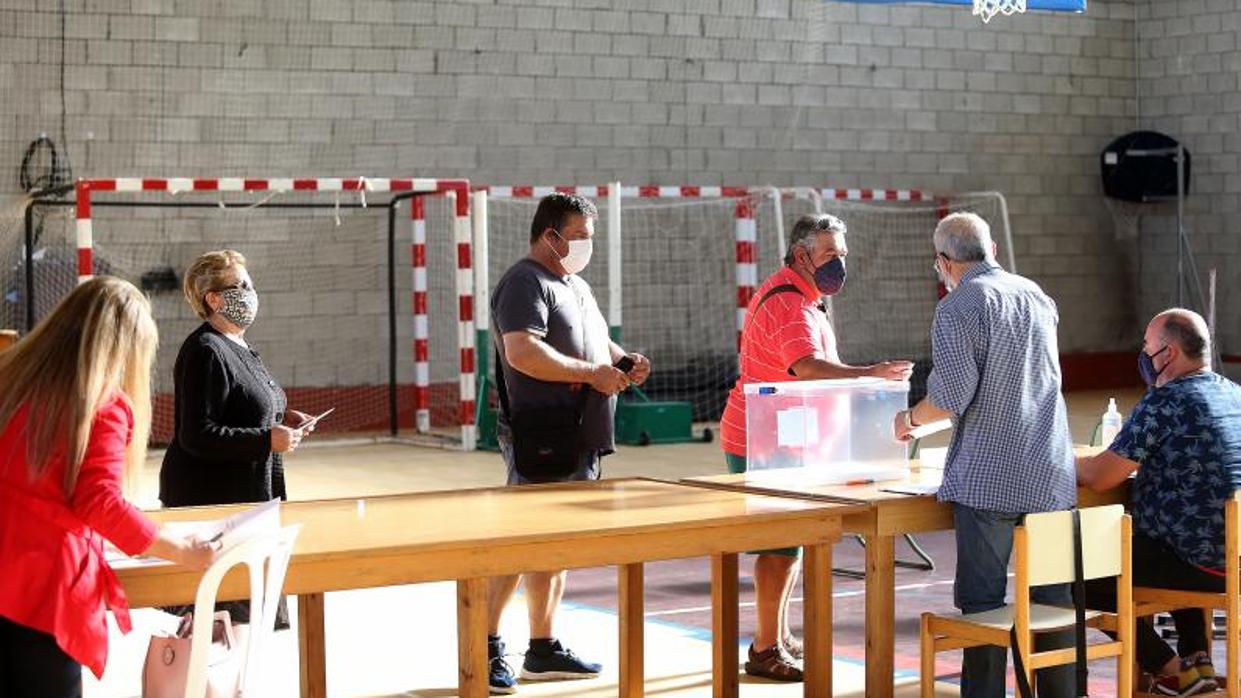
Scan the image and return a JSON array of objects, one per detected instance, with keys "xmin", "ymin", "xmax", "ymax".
[{"xmin": 720, "ymin": 213, "xmax": 913, "ymax": 681}]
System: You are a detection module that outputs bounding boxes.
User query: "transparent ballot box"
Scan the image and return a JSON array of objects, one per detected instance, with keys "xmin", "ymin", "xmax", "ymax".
[{"xmin": 744, "ymin": 378, "xmax": 910, "ymax": 484}]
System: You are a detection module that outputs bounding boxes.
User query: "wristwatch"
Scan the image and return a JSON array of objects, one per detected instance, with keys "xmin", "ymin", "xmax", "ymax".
[{"xmin": 902, "ymin": 409, "xmax": 919, "ymax": 429}]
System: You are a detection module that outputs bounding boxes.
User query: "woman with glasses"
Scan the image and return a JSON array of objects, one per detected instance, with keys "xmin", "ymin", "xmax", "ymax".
[{"xmin": 159, "ymin": 250, "xmax": 311, "ymax": 626}]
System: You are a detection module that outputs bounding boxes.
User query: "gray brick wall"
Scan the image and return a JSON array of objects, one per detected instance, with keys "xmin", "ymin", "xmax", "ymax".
[
  {"xmin": 0, "ymin": 0, "xmax": 1161, "ymax": 405},
  {"xmin": 1135, "ymin": 0, "xmax": 1241, "ymax": 364}
]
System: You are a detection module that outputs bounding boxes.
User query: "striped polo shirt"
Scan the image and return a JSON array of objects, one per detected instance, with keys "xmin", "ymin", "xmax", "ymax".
[{"xmin": 720, "ymin": 265, "xmax": 839, "ymax": 457}]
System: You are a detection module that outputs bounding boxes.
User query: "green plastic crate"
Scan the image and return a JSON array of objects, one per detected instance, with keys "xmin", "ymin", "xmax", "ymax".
[{"xmin": 614, "ymin": 398, "xmax": 694, "ymax": 446}]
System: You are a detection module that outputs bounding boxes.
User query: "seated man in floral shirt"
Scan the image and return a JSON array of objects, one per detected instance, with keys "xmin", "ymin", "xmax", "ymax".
[{"xmin": 1078, "ymin": 308, "xmax": 1241, "ymax": 697}]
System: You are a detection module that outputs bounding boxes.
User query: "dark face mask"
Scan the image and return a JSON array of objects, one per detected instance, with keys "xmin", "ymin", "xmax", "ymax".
[
  {"xmin": 1138, "ymin": 345, "xmax": 1169, "ymax": 386},
  {"xmin": 813, "ymin": 256, "xmax": 846, "ymax": 296}
]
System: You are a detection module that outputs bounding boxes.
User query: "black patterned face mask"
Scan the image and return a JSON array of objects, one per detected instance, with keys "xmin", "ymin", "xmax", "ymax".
[{"xmin": 217, "ymin": 287, "xmax": 259, "ymax": 328}]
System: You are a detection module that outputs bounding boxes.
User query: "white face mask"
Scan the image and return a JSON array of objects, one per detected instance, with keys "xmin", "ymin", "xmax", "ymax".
[
  {"xmin": 547, "ymin": 231, "xmax": 593, "ymax": 275},
  {"xmin": 935, "ymin": 257, "xmax": 956, "ymax": 293}
]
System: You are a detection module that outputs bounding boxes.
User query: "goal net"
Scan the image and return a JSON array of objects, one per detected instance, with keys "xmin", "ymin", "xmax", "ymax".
[
  {"xmin": 764, "ymin": 190, "xmax": 1015, "ymax": 403},
  {"xmin": 0, "ymin": 181, "xmax": 474, "ymax": 447},
  {"xmin": 475, "ymin": 187, "xmax": 1015, "ymax": 428}
]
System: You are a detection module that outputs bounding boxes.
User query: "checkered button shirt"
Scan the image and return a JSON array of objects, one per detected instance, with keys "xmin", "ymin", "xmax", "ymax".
[{"xmin": 928, "ymin": 262, "xmax": 1076, "ymax": 514}]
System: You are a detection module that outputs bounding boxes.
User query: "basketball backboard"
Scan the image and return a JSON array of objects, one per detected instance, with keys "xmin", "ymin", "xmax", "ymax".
[{"xmin": 833, "ymin": 0, "xmax": 1086, "ymax": 23}]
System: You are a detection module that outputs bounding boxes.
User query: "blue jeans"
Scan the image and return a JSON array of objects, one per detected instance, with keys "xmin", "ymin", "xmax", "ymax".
[{"xmin": 953, "ymin": 504, "xmax": 1075, "ymax": 698}]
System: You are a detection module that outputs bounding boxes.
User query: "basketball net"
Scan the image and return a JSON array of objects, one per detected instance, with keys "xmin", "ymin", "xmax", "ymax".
[
  {"xmin": 1104, "ymin": 197, "xmax": 1143, "ymax": 240},
  {"xmin": 974, "ymin": 0, "xmax": 1027, "ymax": 22}
]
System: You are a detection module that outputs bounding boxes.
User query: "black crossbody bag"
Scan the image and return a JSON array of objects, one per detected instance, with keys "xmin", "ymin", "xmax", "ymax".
[
  {"xmin": 495, "ymin": 348, "xmax": 588, "ymax": 481},
  {"xmin": 495, "ymin": 280, "xmax": 594, "ymax": 482},
  {"xmin": 1011, "ymin": 508, "xmax": 1090, "ymax": 698}
]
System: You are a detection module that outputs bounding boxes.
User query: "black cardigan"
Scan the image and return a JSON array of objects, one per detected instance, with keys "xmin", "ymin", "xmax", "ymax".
[{"xmin": 159, "ymin": 323, "xmax": 288, "ymax": 507}]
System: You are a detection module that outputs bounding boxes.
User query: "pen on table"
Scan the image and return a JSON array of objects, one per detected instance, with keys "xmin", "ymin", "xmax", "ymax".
[
  {"xmin": 207, "ymin": 531, "xmax": 224, "ymax": 544},
  {"xmin": 843, "ymin": 478, "xmax": 876, "ymax": 486}
]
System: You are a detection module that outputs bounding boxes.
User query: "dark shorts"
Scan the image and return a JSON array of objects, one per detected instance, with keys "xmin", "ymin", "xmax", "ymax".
[
  {"xmin": 500, "ymin": 438, "xmax": 601, "ymax": 486},
  {"xmin": 725, "ymin": 452, "xmax": 801, "ymax": 558}
]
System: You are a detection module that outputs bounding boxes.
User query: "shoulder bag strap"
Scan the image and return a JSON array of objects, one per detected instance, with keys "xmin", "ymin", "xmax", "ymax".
[
  {"xmin": 1011, "ymin": 508, "xmax": 1089, "ymax": 698},
  {"xmin": 1072, "ymin": 508, "xmax": 1089, "ymax": 696},
  {"xmin": 568, "ymin": 278, "xmax": 595, "ymax": 410},
  {"xmin": 495, "ymin": 346, "xmax": 511, "ymax": 420},
  {"xmin": 754, "ymin": 283, "xmax": 802, "ymax": 312}
]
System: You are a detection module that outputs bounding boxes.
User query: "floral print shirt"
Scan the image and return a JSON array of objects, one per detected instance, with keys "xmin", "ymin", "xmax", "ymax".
[{"xmin": 1113, "ymin": 372, "xmax": 1241, "ymax": 570}]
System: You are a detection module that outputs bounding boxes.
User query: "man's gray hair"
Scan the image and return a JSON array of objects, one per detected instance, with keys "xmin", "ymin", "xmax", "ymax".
[
  {"xmin": 933, "ymin": 212, "xmax": 994, "ymax": 263},
  {"xmin": 784, "ymin": 214, "xmax": 847, "ymax": 265},
  {"xmin": 1157, "ymin": 308, "xmax": 1211, "ymax": 362}
]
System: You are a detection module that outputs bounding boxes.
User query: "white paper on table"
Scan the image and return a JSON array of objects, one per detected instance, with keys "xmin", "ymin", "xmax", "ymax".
[
  {"xmin": 750, "ymin": 464, "xmax": 909, "ymax": 487},
  {"xmin": 776, "ymin": 407, "xmax": 818, "ymax": 448},
  {"xmin": 880, "ymin": 482, "xmax": 940, "ymax": 496},
  {"xmin": 917, "ymin": 446, "xmax": 948, "ymax": 470}
]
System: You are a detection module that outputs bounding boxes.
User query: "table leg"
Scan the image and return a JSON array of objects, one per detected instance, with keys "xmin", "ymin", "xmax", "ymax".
[
  {"xmin": 865, "ymin": 535, "xmax": 896, "ymax": 698},
  {"xmin": 712, "ymin": 553, "xmax": 740, "ymax": 698},
  {"xmin": 803, "ymin": 543, "xmax": 833, "ymax": 698},
  {"xmin": 457, "ymin": 578, "xmax": 489, "ymax": 698},
  {"xmin": 619, "ymin": 563, "xmax": 645, "ymax": 698},
  {"xmin": 297, "ymin": 592, "xmax": 327, "ymax": 698}
]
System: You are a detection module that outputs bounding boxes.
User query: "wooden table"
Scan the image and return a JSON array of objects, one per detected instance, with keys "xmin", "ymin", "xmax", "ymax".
[
  {"xmin": 684, "ymin": 459, "xmax": 1129, "ymax": 698},
  {"xmin": 115, "ymin": 477, "xmax": 865, "ymax": 698}
]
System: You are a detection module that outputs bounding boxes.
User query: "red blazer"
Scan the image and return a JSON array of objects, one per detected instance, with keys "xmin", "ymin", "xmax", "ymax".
[{"xmin": 0, "ymin": 393, "xmax": 158, "ymax": 678}]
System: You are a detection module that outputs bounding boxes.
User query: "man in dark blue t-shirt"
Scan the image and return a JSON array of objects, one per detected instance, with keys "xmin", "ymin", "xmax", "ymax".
[{"xmin": 1078, "ymin": 308, "xmax": 1241, "ymax": 696}]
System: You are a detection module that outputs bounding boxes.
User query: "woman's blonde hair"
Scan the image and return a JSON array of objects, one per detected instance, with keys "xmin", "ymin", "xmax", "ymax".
[
  {"xmin": 0, "ymin": 277, "xmax": 158, "ymax": 497},
  {"xmin": 183, "ymin": 249, "xmax": 247, "ymax": 320}
]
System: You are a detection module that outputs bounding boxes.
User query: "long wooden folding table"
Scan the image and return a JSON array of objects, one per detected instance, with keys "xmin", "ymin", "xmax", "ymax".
[
  {"xmin": 683, "ymin": 460, "xmax": 1130, "ymax": 698},
  {"xmin": 114, "ymin": 477, "xmax": 867, "ymax": 698}
]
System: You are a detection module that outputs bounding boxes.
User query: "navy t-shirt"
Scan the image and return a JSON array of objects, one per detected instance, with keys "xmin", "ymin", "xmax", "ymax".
[
  {"xmin": 491, "ymin": 258, "xmax": 615, "ymax": 453},
  {"xmin": 1111, "ymin": 372, "xmax": 1241, "ymax": 570}
]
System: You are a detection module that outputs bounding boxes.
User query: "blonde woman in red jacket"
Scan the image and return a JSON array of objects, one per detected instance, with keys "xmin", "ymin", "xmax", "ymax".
[{"xmin": 0, "ymin": 277, "xmax": 217, "ymax": 696}]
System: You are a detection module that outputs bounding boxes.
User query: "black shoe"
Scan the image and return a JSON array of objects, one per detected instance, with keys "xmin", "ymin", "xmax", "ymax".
[
  {"xmin": 488, "ymin": 636, "xmax": 518, "ymax": 695},
  {"xmin": 520, "ymin": 638, "xmax": 602, "ymax": 681}
]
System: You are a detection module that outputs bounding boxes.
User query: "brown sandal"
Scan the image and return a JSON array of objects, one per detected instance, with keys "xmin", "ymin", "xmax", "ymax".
[{"xmin": 744, "ymin": 643, "xmax": 803, "ymax": 682}]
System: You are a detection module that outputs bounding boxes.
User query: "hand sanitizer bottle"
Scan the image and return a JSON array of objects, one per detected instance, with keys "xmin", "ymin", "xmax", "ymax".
[{"xmin": 1100, "ymin": 398, "xmax": 1122, "ymax": 446}]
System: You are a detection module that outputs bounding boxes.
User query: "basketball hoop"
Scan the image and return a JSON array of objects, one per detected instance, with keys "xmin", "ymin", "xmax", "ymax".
[{"xmin": 974, "ymin": 0, "xmax": 1027, "ymax": 22}]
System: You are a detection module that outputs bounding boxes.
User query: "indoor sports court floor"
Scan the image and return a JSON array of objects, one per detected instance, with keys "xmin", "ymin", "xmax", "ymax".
[{"xmin": 85, "ymin": 388, "xmax": 1147, "ymax": 697}]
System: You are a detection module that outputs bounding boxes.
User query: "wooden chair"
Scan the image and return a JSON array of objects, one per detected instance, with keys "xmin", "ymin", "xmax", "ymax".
[
  {"xmin": 920, "ymin": 505, "xmax": 1133, "ymax": 697},
  {"xmin": 1132, "ymin": 492, "xmax": 1241, "ymax": 697}
]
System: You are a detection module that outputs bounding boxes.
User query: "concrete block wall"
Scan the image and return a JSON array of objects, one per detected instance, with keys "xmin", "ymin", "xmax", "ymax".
[
  {"xmin": 1135, "ymin": 0, "xmax": 1241, "ymax": 361},
  {"xmin": 0, "ymin": 0, "xmax": 1151, "ymax": 410}
]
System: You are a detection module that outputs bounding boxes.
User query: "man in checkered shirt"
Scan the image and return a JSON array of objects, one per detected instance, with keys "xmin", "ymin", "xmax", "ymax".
[{"xmin": 894, "ymin": 212, "xmax": 1077, "ymax": 698}]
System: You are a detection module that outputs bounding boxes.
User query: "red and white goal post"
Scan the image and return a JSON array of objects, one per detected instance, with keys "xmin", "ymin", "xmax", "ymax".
[
  {"xmin": 471, "ymin": 185, "xmax": 1015, "ymax": 425},
  {"xmin": 65, "ymin": 176, "xmax": 479, "ymax": 450}
]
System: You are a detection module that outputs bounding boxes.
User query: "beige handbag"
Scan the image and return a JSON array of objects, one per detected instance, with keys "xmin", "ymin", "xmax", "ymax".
[{"xmin": 142, "ymin": 611, "xmax": 242, "ymax": 698}]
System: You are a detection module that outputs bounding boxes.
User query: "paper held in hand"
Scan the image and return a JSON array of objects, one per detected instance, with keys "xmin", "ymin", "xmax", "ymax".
[
  {"xmin": 107, "ymin": 500, "xmax": 282, "ymax": 567},
  {"xmin": 300, "ymin": 407, "xmax": 334, "ymax": 431},
  {"xmin": 908, "ymin": 418, "xmax": 953, "ymax": 441}
]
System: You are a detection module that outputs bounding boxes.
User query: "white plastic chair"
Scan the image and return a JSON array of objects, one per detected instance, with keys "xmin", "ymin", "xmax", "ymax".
[
  {"xmin": 183, "ymin": 524, "xmax": 301, "ymax": 698},
  {"xmin": 920, "ymin": 505, "xmax": 1133, "ymax": 696}
]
